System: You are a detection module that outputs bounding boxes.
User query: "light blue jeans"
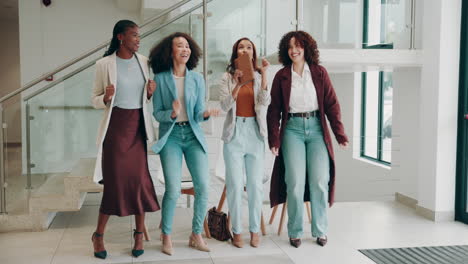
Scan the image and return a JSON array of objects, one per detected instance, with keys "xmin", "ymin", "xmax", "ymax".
[
  {"xmin": 281, "ymin": 116, "xmax": 330, "ymax": 238},
  {"xmin": 159, "ymin": 125, "xmax": 209, "ymax": 235},
  {"xmin": 224, "ymin": 117, "xmax": 264, "ymax": 234}
]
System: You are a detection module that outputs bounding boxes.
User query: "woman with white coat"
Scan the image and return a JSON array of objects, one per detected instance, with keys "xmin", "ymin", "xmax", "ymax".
[
  {"xmin": 90, "ymin": 20, "xmax": 160, "ymax": 259},
  {"xmin": 219, "ymin": 37, "xmax": 270, "ymax": 248}
]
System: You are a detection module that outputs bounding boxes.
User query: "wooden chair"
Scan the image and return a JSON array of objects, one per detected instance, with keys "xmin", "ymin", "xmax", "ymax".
[{"xmin": 269, "ymin": 201, "xmax": 312, "ymax": 235}]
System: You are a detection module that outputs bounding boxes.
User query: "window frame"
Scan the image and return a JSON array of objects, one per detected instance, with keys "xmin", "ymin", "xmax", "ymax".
[{"xmin": 362, "ymin": 0, "xmax": 394, "ymax": 49}]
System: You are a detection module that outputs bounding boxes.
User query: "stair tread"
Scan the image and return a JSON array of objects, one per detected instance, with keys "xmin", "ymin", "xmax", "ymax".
[
  {"xmin": 67, "ymin": 158, "xmax": 95, "ymax": 178},
  {"xmin": 31, "ymin": 173, "xmax": 66, "ymax": 197}
]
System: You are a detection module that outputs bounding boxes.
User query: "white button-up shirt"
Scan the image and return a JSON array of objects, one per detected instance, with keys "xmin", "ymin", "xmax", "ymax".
[{"xmin": 289, "ymin": 64, "xmax": 319, "ymax": 113}]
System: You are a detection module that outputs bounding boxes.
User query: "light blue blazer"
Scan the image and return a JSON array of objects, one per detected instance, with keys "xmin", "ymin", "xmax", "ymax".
[{"xmin": 151, "ymin": 68, "xmax": 209, "ymax": 154}]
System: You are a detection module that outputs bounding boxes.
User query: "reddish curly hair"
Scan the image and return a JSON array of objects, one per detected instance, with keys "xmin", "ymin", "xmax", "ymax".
[{"xmin": 278, "ymin": 31, "xmax": 320, "ymax": 66}]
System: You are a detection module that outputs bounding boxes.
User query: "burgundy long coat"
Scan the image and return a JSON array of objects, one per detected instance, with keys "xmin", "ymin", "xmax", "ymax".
[{"xmin": 267, "ymin": 64, "xmax": 348, "ymax": 208}]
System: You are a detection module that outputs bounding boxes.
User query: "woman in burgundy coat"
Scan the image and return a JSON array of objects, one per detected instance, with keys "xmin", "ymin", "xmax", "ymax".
[{"xmin": 267, "ymin": 31, "xmax": 348, "ymax": 248}]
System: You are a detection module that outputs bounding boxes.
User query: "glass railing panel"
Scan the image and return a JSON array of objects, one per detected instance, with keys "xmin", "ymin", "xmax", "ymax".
[
  {"xmin": 1, "ymin": 94, "xmax": 29, "ymax": 214},
  {"xmin": 26, "ymin": 65, "xmax": 101, "ymax": 176},
  {"xmin": 206, "ymin": 0, "xmax": 268, "ymax": 100}
]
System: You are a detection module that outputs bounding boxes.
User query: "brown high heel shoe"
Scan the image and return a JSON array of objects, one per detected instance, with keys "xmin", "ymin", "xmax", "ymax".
[
  {"xmin": 188, "ymin": 233, "xmax": 210, "ymax": 252},
  {"xmin": 232, "ymin": 233, "xmax": 244, "ymax": 248},
  {"xmin": 250, "ymin": 232, "xmax": 260, "ymax": 248}
]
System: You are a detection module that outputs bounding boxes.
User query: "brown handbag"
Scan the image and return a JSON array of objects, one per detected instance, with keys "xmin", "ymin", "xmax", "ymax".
[
  {"xmin": 207, "ymin": 186, "xmax": 232, "ymax": 241},
  {"xmin": 207, "ymin": 207, "xmax": 232, "ymax": 241}
]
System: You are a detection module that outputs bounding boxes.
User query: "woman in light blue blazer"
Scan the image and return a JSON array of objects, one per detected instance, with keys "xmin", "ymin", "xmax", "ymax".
[{"xmin": 149, "ymin": 32, "xmax": 219, "ymax": 255}]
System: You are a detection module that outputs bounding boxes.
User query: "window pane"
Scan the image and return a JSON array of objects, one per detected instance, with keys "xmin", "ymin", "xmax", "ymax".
[
  {"xmin": 383, "ymin": 0, "xmax": 411, "ymax": 48},
  {"xmin": 364, "ymin": 0, "xmax": 411, "ymax": 48},
  {"xmin": 366, "ymin": 0, "xmax": 383, "ymax": 46},
  {"xmin": 304, "ymin": 0, "xmax": 358, "ymax": 48},
  {"xmin": 363, "ymin": 71, "xmax": 379, "ymax": 159},
  {"xmin": 381, "ymin": 72, "xmax": 393, "ymax": 163}
]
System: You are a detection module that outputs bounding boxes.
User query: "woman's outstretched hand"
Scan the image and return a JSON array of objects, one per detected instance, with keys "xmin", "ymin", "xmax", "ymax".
[{"xmin": 203, "ymin": 108, "xmax": 221, "ymax": 118}]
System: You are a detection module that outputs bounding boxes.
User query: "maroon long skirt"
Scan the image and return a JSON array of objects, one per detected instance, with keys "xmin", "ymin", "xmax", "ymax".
[{"xmin": 100, "ymin": 107, "xmax": 160, "ymax": 216}]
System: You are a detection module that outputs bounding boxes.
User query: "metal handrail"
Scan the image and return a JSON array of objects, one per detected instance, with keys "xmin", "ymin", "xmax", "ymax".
[
  {"xmin": 410, "ymin": 0, "xmax": 416, "ymax": 49},
  {"xmin": 0, "ymin": 0, "xmax": 192, "ymax": 104},
  {"xmin": 22, "ymin": 1, "xmax": 206, "ymax": 102}
]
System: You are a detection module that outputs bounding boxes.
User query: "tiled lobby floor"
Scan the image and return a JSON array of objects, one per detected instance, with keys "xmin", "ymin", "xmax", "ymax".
[{"xmin": 1, "ymin": 185, "xmax": 468, "ymax": 264}]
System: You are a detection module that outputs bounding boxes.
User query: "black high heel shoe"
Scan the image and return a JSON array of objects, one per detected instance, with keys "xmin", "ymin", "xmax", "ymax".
[
  {"xmin": 92, "ymin": 232, "xmax": 107, "ymax": 259},
  {"xmin": 132, "ymin": 229, "xmax": 144, "ymax": 258},
  {"xmin": 289, "ymin": 238, "xmax": 302, "ymax": 248}
]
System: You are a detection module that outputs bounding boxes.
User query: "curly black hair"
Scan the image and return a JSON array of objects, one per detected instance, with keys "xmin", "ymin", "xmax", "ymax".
[
  {"xmin": 149, "ymin": 32, "xmax": 201, "ymax": 74},
  {"xmin": 278, "ymin": 31, "xmax": 320, "ymax": 66}
]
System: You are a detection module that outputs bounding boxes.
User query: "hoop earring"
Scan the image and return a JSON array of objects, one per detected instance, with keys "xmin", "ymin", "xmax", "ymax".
[{"xmin": 120, "ymin": 40, "xmax": 123, "ymax": 45}]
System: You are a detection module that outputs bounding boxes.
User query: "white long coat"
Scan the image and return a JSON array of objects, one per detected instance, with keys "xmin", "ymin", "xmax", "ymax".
[{"xmin": 91, "ymin": 52, "xmax": 156, "ymax": 183}]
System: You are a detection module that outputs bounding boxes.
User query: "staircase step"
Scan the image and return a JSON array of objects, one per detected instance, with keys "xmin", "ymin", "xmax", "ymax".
[
  {"xmin": 1, "ymin": 158, "xmax": 101, "ymax": 232},
  {"xmin": 65, "ymin": 158, "xmax": 102, "ymax": 193},
  {"xmin": 31, "ymin": 173, "xmax": 67, "ymax": 198}
]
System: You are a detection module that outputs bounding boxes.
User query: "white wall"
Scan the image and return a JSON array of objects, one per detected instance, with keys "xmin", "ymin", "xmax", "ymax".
[
  {"xmin": 416, "ymin": 0, "xmax": 460, "ymax": 217},
  {"xmin": 18, "ymin": 0, "xmax": 141, "ymax": 85},
  {"xmin": 392, "ymin": 67, "xmax": 421, "ymax": 199}
]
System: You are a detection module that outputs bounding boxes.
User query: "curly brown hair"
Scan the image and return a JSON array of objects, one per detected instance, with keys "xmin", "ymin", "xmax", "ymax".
[
  {"xmin": 149, "ymin": 32, "xmax": 201, "ymax": 74},
  {"xmin": 278, "ymin": 31, "xmax": 320, "ymax": 66},
  {"xmin": 226, "ymin": 37, "xmax": 261, "ymax": 76}
]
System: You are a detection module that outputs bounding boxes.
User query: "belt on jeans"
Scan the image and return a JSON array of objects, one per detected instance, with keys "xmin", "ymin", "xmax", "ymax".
[
  {"xmin": 175, "ymin": 121, "xmax": 190, "ymax": 126},
  {"xmin": 288, "ymin": 111, "xmax": 319, "ymax": 118}
]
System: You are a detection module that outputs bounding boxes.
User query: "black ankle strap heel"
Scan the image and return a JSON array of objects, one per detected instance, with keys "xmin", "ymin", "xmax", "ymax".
[
  {"xmin": 132, "ymin": 229, "xmax": 145, "ymax": 258},
  {"xmin": 92, "ymin": 232, "xmax": 107, "ymax": 259}
]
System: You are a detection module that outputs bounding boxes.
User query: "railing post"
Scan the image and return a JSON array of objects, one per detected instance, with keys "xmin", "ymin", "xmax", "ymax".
[
  {"xmin": 296, "ymin": 0, "xmax": 303, "ymax": 30},
  {"xmin": 410, "ymin": 0, "xmax": 416, "ymax": 49},
  {"xmin": 261, "ymin": 0, "xmax": 266, "ymax": 57},
  {"xmin": 0, "ymin": 103, "xmax": 6, "ymax": 214},
  {"xmin": 25, "ymin": 102, "xmax": 33, "ymax": 190},
  {"xmin": 203, "ymin": 0, "xmax": 208, "ymax": 100}
]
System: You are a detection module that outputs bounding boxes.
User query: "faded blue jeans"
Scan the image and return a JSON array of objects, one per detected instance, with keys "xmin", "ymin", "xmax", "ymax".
[
  {"xmin": 224, "ymin": 117, "xmax": 265, "ymax": 234},
  {"xmin": 281, "ymin": 116, "xmax": 330, "ymax": 238},
  {"xmin": 159, "ymin": 125, "xmax": 209, "ymax": 235}
]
